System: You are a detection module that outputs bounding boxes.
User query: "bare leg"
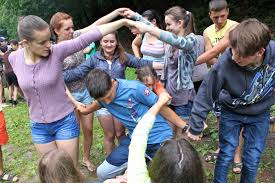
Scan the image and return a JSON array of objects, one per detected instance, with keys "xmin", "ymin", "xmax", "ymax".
[
  {"xmin": 113, "ymin": 117, "xmax": 125, "ymax": 142},
  {"xmin": 13, "ymin": 86, "xmax": 18, "ymax": 102},
  {"xmin": 34, "ymin": 141, "xmax": 58, "ymax": 157},
  {"xmin": 8, "ymin": 86, "xmax": 12, "ymax": 101},
  {"xmin": 98, "ymin": 115, "xmax": 116, "ymax": 156},
  {"xmin": 56, "ymin": 137, "xmax": 79, "ymax": 166},
  {"xmin": 79, "ymin": 112, "xmax": 95, "ymax": 171}
]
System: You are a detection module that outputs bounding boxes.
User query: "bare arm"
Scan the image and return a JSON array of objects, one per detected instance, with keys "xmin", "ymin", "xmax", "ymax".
[
  {"xmin": 97, "ymin": 18, "xmax": 129, "ymax": 37},
  {"xmin": 77, "ymin": 100, "xmax": 101, "ymax": 115},
  {"xmin": 131, "ymin": 34, "xmax": 143, "ymax": 58},
  {"xmin": 79, "ymin": 8, "xmax": 129, "ymax": 34},
  {"xmin": 65, "ymin": 86, "xmax": 86, "ymax": 109},
  {"xmin": 159, "ymin": 105, "xmax": 188, "ymax": 129},
  {"xmin": 197, "ymin": 24, "xmax": 238, "ymax": 65}
]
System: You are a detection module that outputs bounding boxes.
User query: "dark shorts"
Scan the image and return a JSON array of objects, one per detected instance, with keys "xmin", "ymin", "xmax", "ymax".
[{"xmin": 5, "ymin": 72, "xmax": 18, "ymax": 87}]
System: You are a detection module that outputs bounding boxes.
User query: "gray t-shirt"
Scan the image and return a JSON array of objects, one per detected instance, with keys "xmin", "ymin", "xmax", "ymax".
[{"xmin": 166, "ymin": 48, "xmax": 195, "ymax": 106}]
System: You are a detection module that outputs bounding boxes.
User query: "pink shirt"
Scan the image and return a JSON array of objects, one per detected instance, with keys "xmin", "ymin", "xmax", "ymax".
[{"xmin": 9, "ymin": 27, "xmax": 102, "ymax": 123}]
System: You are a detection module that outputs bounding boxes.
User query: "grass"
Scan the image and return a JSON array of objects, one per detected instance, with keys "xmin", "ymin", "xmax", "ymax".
[{"xmin": 1, "ymin": 70, "xmax": 275, "ymax": 182}]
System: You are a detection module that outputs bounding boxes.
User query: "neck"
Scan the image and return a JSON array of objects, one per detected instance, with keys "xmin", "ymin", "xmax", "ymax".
[
  {"xmin": 215, "ymin": 20, "xmax": 227, "ymax": 31},
  {"xmin": 251, "ymin": 57, "xmax": 264, "ymax": 68},
  {"xmin": 104, "ymin": 52, "xmax": 114, "ymax": 60},
  {"xmin": 24, "ymin": 48, "xmax": 41, "ymax": 64},
  {"xmin": 177, "ymin": 29, "xmax": 185, "ymax": 37}
]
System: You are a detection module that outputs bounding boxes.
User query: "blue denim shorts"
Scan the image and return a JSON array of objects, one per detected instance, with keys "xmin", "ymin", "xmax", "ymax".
[
  {"xmin": 96, "ymin": 108, "xmax": 111, "ymax": 117},
  {"xmin": 30, "ymin": 112, "xmax": 80, "ymax": 144},
  {"xmin": 72, "ymin": 88, "xmax": 93, "ymax": 105},
  {"xmin": 170, "ymin": 101, "xmax": 193, "ymax": 121}
]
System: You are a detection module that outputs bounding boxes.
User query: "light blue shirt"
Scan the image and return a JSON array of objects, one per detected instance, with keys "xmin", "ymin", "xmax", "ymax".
[{"xmin": 99, "ymin": 79, "xmax": 172, "ymax": 144}]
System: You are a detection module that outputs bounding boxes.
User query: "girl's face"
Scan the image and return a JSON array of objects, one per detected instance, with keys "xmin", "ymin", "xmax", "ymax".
[
  {"xmin": 142, "ymin": 76, "xmax": 155, "ymax": 90},
  {"xmin": 55, "ymin": 18, "xmax": 74, "ymax": 41},
  {"xmin": 25, "ymin": 28, "xmax": 51, "ymax": 57},
  {"xmin": 100, "ymin": 34, "xmax": 117, "ymax": 56},
  {"xmin": 165, "ymin": 15, "xmax": 183, "ymax": 35}
]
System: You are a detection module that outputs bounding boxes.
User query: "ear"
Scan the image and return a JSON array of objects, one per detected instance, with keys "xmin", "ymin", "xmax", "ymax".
[
  {"xmin": 177, "ymin": 19, "xmax": 184, "ymax": 27},
  {"xmin": 21, "ymin": 39, "xmax": 30, "ymax": 48},
  {"xmin": 54, "ymin": 28, "xmax": 60, "ymax": 36},
  {"xmin": 257, "ymin": 48, "xmax": 265, "ymax": 56},
  {"xmin": 151, "ymin": 18, "xmax": 157, "ymax": 26},
  {"xmin": 209, "ymin": 11, "xmax": 212, "ymax": 17}
]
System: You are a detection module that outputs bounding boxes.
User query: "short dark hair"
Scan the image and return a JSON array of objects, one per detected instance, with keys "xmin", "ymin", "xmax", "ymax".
[
  {"xmin": 209, "ymin": 0, "xmax": 228, "ymax": 12},
  {"xmin": 148, "ymin": 138, "xmax": 205, "ymax": 183},
  {"xmin": 86, "ymin": 69, "xmax": 112, "ymax": 99},
  {"xmin": 229, "ymin": 18, "xmax": 271, "ymax": 57},
  {"xmin": 10, "ymin": 39, "xmax": 18, "ymax": 45},
  {"xmin": 0, "ymin": 45, "xmax": 8, "ymax": 53}
]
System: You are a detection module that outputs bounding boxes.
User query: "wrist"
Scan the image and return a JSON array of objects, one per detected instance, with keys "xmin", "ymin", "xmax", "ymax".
[{"xmin": 182, "ymin": 124, "xmax": 189, "ymax": 133}]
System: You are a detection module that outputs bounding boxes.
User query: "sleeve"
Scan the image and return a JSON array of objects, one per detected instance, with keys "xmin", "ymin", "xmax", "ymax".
[
  {"xmin": 135, "ymin": 83, "xmax": 158, "ymax": 107},
  {"xmin": 63, "ymin": 56, "xmax": 95, "ymax": 83},
  {"xmin": 159, "ymin": 31, "xmax": 197, "ymax": 51},
  {"xmin": 126, "ymin": 53, "xmax": 153, "ymax": 68},
  {"xmin": 53, "ymin": 27, "xmax": 102, "ymax": 62},
  {"xmin": 133, "ymin": 12, "xmax": 153, "ymax": 26},
  {"xmin": 127, "ymin": 112, "xmax": 156, "ymax": 183},
  {"xmin": 188, "ymin": 64, "xmax": 223, "ymax": 135}
]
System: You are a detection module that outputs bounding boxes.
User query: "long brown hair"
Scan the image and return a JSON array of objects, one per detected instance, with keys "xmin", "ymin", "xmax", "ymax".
[
  {"xmin": 165, "ymin": 6, "xmax": 197, "ymax": 36},
  {"xmin": 99, "ymin": 31, "xmax": 128, "ymax": 64},
  {"xmin": 39, "ymin": 150, "xmax": 85, "ymax": 183}
]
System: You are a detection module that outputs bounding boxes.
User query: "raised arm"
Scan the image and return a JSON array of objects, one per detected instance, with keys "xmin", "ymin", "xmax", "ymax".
[
  {"xmin": 55, "ymin": 19, "xmax": 129, "ymax": 60},
  {"xmin": 78, "ymin": 8, "xmax": 130, "ymax": 34},
  {"xmin": 127, "ymin": 92, "xmax": 171, "ymax": 182},
  {"xmin": 131, "ymin": 34, "xmax": 143, "ymax": 58}
]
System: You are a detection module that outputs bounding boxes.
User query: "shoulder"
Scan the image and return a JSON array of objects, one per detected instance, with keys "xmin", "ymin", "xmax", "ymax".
[
  {"xmin": 204, "ymin": 24, "xmax": 215, "ymax": 35},
  {"xmin": 118, "ymin": 79, "xmax": 144, "ymax": 90},
  {"xmin": 8, "ymin": 49, "xmax": 22, "ymax": 63},
  {"xmin": 227, "ymin": 19, "xmax": 238, "ymax": 26}
]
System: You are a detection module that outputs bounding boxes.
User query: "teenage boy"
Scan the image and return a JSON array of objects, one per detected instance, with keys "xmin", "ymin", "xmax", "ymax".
[
  {"xmin": 79, "ymin": 69, "xmax": 188, "ymax": 182},
  {"xmin": 188, "ymin": 19, "xmax": 275, "ymax": 183}
]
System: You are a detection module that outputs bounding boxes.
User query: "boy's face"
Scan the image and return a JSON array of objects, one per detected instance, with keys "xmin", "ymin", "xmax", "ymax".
[
  {"xmin": 231, "ymin": 48, "xmax": 265, "ymax": 67},
  {"xmin": 209, "ymin": 8, "xmax": 229, "ymax": 30},
  {"xmin": 97, "ymin": 80, "xmax": 116, "ymax": 104}
]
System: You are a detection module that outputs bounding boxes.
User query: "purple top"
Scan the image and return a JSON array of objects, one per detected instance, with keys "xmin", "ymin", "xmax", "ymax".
[{"xmin": 9, "ymin": 27, "xmax": 102, "ymax": 123}]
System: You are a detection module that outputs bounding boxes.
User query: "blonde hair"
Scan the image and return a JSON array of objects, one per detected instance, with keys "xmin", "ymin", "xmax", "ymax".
[{"xmin": 39, "ymin": 150, "xmax": 84, "ymax": 183}]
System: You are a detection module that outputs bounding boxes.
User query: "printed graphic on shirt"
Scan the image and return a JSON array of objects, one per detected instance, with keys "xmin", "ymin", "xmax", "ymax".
[{"xmin": 232, "ymin": 64, "xmax": 275, "ymax": 106}]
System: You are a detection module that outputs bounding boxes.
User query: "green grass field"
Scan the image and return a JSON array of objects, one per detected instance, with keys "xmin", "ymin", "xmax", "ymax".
[{"xmin": 1, "ymin": 68, "xmax": 275, "ymax": 182}]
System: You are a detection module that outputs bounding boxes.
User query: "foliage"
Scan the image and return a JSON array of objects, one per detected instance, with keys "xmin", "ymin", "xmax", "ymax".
[{"xmin": 0, "ymin": 0, "xmax": 274, "ymax": 39}]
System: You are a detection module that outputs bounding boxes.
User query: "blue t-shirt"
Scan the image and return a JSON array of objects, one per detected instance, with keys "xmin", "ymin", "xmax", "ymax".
[{"xmin": 99, "ymin": 79, "xmax": 172, "ymax": 144}]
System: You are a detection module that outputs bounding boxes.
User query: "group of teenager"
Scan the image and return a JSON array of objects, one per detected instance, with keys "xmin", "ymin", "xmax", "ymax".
[{"xmin": 0, "ymin": 0, "xmax": 274, "ymax": 182}]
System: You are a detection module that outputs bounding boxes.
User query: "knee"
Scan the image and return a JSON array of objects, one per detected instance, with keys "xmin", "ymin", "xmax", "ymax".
[
  {"xmin": 97, "ymin": 164, "xmax": 108, "ymax": 181},
  {"xmin": 105, "ymin": 133, "xmax": 115, "ymax": 142}
]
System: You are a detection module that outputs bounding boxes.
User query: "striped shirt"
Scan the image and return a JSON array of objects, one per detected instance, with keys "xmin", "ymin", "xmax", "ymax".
[{"xmin": 140, "ymin": 34, "xmax": 165, "ymax": 63}]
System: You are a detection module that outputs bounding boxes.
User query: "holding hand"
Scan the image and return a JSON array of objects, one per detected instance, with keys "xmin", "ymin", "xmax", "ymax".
[
  {"xmin": 186, "ymin": 131, "xmax": 202, "ymax": 141},
  {"xmin": 114, "ymin": 8, "xmax": 131, "ymax": 17}
]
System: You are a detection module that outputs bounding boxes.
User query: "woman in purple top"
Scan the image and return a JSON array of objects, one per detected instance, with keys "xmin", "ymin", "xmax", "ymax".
[
  {"xmin": 49, "ymin": 9, "xmax": 128, "ymax": 171},
  {"xmin": 8, "ymin": 15, "xmax": 134, "ymax": 165}
]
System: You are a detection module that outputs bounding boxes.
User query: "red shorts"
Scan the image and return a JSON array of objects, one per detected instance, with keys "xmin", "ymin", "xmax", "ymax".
[{"xmin": 0, "ymin": 111, "xmax": 8, "ymax": 145}]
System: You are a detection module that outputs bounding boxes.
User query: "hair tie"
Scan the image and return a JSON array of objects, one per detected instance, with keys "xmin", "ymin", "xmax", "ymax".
[{"xmin": 186, "ymin": 11, "xmax": 190, "ymax": 15}]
